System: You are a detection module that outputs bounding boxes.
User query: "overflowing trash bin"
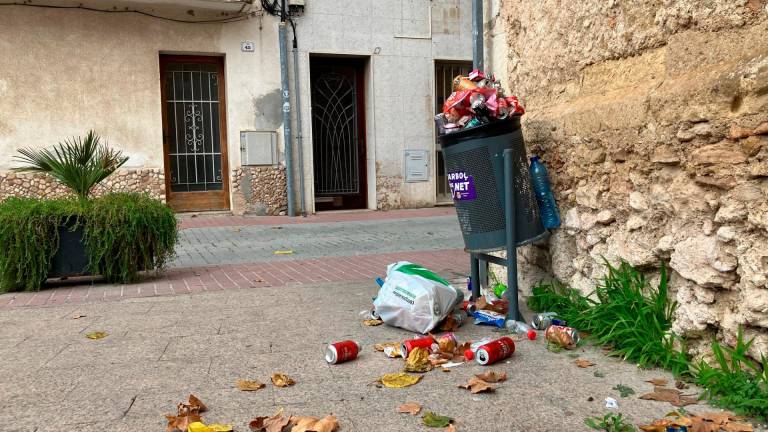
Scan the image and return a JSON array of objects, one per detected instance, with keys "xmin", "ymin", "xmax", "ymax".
[{"xmin": 435, "ymin": 71, "xmax": 547, "ymax": 253}]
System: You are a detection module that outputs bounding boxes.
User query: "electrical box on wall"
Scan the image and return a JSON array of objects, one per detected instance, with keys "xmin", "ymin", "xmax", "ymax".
[
  {"xmin": 404, "ymin": 150, "xmax": 429, "ymax": 182},
  {"xmin": 240, "ymin": 131, "xmax": 277, "ymax": 166}
]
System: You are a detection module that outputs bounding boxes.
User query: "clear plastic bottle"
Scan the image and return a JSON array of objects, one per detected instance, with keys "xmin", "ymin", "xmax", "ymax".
[
  {"xmin": 505, "ymin": 320, "xmax": 537, "ymax": 340},
  {"xmin": 529, "ymin": 156, "xmax": 561, "ymax": 229}
]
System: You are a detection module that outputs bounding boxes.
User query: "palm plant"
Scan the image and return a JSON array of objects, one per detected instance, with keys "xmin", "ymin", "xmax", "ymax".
[{"xmin": 13, "ymin": 130, "xmax": 129, "ymax": 199}]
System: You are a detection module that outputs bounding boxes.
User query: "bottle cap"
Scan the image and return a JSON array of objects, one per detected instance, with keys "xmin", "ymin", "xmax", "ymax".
[
  {"xmin": 464, "ymin": 349, "xmax": 474, "ymax": 360},
  {"xmin": 530, "ymin": 156, "xmax": 540, "ymax": 163},
  {"xmin": 527, "ymin": 329, "xmax": 537, "ymax": 341}
]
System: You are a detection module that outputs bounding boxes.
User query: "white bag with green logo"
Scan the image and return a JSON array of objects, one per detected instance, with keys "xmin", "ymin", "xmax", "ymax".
[{"xmin": 373, "ymin": 261, "xmax": 464, "ymax": 334}]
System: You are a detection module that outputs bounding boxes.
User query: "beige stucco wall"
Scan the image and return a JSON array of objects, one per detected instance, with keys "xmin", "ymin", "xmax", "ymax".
[
  {"xmin": 1, "ymin": 1, "xmax": 474, "ymax": 213},
  {"xmin": 0, "ymin": 6, "xmax": 281, "ymax": 191}
]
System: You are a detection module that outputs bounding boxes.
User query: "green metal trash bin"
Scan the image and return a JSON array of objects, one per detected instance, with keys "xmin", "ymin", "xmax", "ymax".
[{"xmin": 439, "ymin": 117, "xmax": 546, "ymax": 253}]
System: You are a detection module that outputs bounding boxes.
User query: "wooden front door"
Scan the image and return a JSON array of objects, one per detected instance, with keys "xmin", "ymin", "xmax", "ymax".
[
  {"xmin": 160, "ymin": 55, "xmax": 229, "ymax": 212},
  {"xmin": 310, "ymin": 57, "xmax": 367, "ymax": 211}
]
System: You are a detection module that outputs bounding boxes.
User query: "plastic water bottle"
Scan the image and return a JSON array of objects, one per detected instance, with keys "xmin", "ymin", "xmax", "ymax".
[
  {"xmin": 529, "ymin": 156, "xmax": 561, "ymax": 229},
  {"xmin": 505, "ymin": 320, "xmax": 537, "ymax": 340}
]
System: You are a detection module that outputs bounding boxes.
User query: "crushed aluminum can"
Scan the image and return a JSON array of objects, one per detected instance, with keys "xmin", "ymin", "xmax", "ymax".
[
  {"xmin": 475, "ymin": 337, "xmax": 516, "ymax": 365},
  {"xmin": 545, "ymin": 325, "xmax": 580, "ymax": 349},
  {"xmin": 453, "ymin": 75, "xmax": 478, "ymax": 91},
  {"xmin": 325, "ymin": 340, "xmax": 361, "ymax": 364},
  {"xmin": 401, "ymin": 336, "xmax": 435, "ymax": 358},
  {"xmin": 531, "ymin": 312, "xmax": 566, "ymax": 330},
  {"xmin": 434, "ymin": 332, "xmax": 457, "ymax": 353},
  {"xmin": 666, "ymin": 427, "xmax": 688, "ymax": 432}
]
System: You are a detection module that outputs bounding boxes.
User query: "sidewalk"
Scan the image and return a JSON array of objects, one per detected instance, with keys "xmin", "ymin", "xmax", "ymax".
[{"xmin": 0, "ymin": 280, "xmax": 709, "ymax": 431}]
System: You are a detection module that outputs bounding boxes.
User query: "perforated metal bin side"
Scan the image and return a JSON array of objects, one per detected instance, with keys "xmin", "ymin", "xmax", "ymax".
[{"xmin": 438, "ymin": 117, "xmax": 546, "ymax": 253}]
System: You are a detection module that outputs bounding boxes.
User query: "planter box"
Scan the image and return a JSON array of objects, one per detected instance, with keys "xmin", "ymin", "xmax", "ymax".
[{"xmin": 48, "ymin": 221, "xmax": 90, "ymax": 278}]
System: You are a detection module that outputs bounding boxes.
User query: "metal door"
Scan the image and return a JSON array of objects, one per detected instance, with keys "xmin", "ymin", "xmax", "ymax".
[
  {"xmin": 160, "ymin": 55, "xmax": 229, "ymax": 212},
  {"xmin": 435, "ymin": 60, "xmax": 473, "ymax": 203},
  {"xmin": 310, "ymin": 57, "xmax": 367, "ymax": 211}
]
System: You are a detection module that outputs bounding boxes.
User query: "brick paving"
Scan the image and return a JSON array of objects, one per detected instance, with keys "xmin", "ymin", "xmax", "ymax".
[{"xmin": 0, "ymin": 208, "xmax": 468, "ymax": 309}]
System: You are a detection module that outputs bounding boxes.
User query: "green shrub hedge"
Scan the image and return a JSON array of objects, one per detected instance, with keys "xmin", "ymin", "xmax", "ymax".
[{"xmin": 0, "ymin": 193, "xmax": 178, "ymax": 292}]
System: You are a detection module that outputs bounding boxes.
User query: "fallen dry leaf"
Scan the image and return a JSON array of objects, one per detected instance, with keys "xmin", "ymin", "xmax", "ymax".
[
  {"xmin": 188, "ymin": 422, "xmax": 233, "ymax": 432},
  {"xmin": 639, "ymin": 387, "xmax": 698, "ymax": 407},
  {"xmin": 723, "ymin": 422, "xmax": 754, "ymax": 432},
  {"xmin": 85, "ymin": 331, "xmax": 108, "ymax": 340},
  {"xmin": 646, "ymin": 378, "xmax": 669, "ymax": 386},
  {"xmin": 249, "ymin": 408, "xmax": 291, "ymax": 432},
  {"xmin": 271, "ymin": 373, "xmax": 295, "ymax": 387},
  {"xmin": 475, "ymin": 296, "xmax": 509, "ymax": 314},
  {"xmin": 374, "ymin": 342, "xmax": 399, "ymax": 352},
  {"xmin": 289, "ymin": 415, "xmax": 339, "ymax": 432},
  {"xmin": 404, "ymin": 347, "xmax": 433, "ymax": 373},
  {"xmin": 362, "ymin": 318, "xmax": 383, "ymax": 326},
  {"xmin": 575, "ymin": 359, "xmax": 596, "ymax": 368},
  {"xmin": 474, "ymin": 371, "xmax": 507, "ymax": 383},
  {"xmin": 380, "ymin": 372, "xmax": 423, "ymax": 388},
  {"xmin": 397, "ymin": 402, "xmax": 422, "ymax": 415},
  {"xmin": 236, "ymin": 379, "xmax": 266, "ymax": 391},
  {"xmin": 188, "ymin": 394, "xmax": 207, "ymax": 412},
  {"xmin": 165, "ymin": 395, "xmax": 208, "ymax": 432},
  {"xmin": 458, "ymin": 377, "xmax": 495, "ymax": 394}
]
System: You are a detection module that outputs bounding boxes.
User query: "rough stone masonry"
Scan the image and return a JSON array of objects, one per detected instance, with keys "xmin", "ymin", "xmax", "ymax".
[{"xmin": 497, "ymin": 0, "xmax": 768, "ymax": 361}]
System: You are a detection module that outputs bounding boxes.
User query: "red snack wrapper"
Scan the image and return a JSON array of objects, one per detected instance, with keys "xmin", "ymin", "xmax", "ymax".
[{"xmin": 506, "ymin": 95, "xmax": 525, "ymax": 115}]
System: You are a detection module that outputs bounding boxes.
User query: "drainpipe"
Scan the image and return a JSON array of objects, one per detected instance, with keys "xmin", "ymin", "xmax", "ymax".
[
  {"xmin": 290, "ymin": 20, "xmax": 306, "ymax": 217},
  {"xmin": 279, "ymin": 0, "xmax": 295, "ymax": 216},
  {"xmin": 472, "ymin": 0, "xmax": 483, "ymax": 70}
]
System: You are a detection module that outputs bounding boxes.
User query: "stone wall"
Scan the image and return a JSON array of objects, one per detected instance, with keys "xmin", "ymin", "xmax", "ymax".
[
  {"xmin": 497, "ymin": 0, "xmax": 768, "ymax": 360},
  {"xmin": 231, "ymin": 166, "xmax": 287, "ymax": 216},
  {"xmin": 0, "ymin": 169, "xmax": 165, "ymax": 201}
]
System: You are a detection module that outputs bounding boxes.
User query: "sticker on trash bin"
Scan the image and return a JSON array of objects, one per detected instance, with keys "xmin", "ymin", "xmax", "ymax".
[{"xmin": 448, "ymin": 172, "xmax": 477, "ymax": 201}]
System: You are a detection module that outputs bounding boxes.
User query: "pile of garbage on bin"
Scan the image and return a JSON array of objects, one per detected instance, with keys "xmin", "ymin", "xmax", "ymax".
[{"xmin": 434, "ymin": 69, "xmax": 525, "ymax": 136}]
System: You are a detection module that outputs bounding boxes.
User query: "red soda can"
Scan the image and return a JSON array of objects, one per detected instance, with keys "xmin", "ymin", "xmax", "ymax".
[
  {"xmin": 325, "ymin": 340, "xmax": 361, "ymax": 364},
  {"xmin": 475, "ymin": 337, "xmax": 516, "ymax": 365},
  {"xmin": 401, "ymin": 336, "xmax": 435, "ymax": 358}
]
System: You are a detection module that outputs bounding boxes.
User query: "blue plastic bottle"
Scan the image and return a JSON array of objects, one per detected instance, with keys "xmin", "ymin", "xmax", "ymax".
[{"xmin": 529, "ymin": 156, "xmax": 561, "ymax": 229}]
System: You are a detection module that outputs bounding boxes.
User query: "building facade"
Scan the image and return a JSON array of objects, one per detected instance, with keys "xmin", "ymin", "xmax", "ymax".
[{"xmin": 0, "ymin": 0, "xmax": 476, "ymax": 214}]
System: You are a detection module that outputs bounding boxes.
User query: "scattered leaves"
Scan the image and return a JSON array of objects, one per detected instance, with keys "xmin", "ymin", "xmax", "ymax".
[
  {"xmin": 474, "ymin": 371, "xmax": 507, "ymax": 383},
  {"xmin": 639, "ymin": 386, "xmax": 698, "ymax": 407},
  {"xmin": 249, "ymin": 409, "xmax": 292, "ymax": 432},
  {"xmin": 458, "ymin": 377, "xmax": 495, "ymax": 394},
  {"xmin": 575, "ymin": 359, "xmax": 596, "ymax": 368},
  {"xmin": 404, "ymin": 347, "xmax": 433, "ymax": 373},
  {"xmin": 422, "ymin": 412, "xmax": 453, "ymax": 428},
  {"xmin": 165, "ymin": 395, "xmax": 208, "ymax": 432},
  {"xmin": 85, "ymin": 331, "xmax": 108, "ymax": 340},
  {"xmin": 646, "ymin": 378, "xmax": 669, "ymax": 387},
  {"xmin": 475, "ymin": 296, "xmax": 508, "ymax": 314},
  {"xmin": 380, "ymin": 372, "xmax": 423, "ymax": 388},
  {"xmin": 613, "ymin": 384, "xmax": 635, "ymax": 398},
  {"xmin": 397, "ymin": 402, "xmax": 422, "ymax": 416},
  {"xmin": 362, "ymin": 318, "xmax": 383, "ymax": 326},
  {"xmin": 236, "ymin": 379, "xmax": 266, "ymax": 391},
  {"xmin": 289, "ymin": 415, "xmax": 339, "ymax": 432},
  {"xmin": 271, "ymin": 373, "xmax": 295, "ymax": 388}
]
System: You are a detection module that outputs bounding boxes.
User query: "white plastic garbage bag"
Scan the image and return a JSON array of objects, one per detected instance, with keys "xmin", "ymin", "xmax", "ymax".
[{"xmin": 373, "ymin": 261, "xmax": 463, "ymax": 334}]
